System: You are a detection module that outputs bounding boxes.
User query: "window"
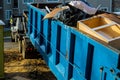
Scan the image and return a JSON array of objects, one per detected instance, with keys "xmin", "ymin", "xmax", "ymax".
[
  {"xmin": 23, "ymin": 0, "xmax": 34, "ymax": 4},
  {"xmin": 47, "ymin": 0, "xmax": 59, "ymax": 2},
  {"xmin": 100, "ymin": 7, "xmax": 108, "ymax": 12},
  {"xmin": 114, "ymin": 8, "xmax": 120, "ymax": 12},
  {"xmin": 13, "ymin": 0, "xmax": 18, "ymax": 8},
  {"xmin": 7, "ymin": 0, "xmax": 11, "ymax": 4},
  {"xmin": 5, "ymin": 10, "xmax": 12, "ymax": 20},
  {"xmin": 0, "ymin": 7, "xmax": 2, "ymax": 9}
]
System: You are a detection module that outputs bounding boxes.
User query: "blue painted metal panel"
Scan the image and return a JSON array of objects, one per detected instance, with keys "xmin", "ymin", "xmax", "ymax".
[
  {"xmin": 70, "ymin": 28, "xmax": 120, "ymax": 80},
  {"xmin": 27, "ymin": 3, "xmax": 120, "ymax": 80}
]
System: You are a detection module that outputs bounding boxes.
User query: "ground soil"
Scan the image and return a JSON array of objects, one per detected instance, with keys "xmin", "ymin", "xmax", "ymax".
[{"xmin": 4, "ymin": 37, "xmax": 56, "ymax": 80}]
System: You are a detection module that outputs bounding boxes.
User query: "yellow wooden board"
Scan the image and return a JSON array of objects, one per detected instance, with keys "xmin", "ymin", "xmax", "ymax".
[
  {"xmin": 77, "ymin": 16, "xmax": 120, "ymax": 49},
  {"xmin": 100, "ymin": 13, "xmax": 120, "ymax": 24}
]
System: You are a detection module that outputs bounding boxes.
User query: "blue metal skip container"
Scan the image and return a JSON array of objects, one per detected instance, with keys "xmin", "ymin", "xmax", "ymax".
[{"xmin": 27, "ymin": 3, "xmax": 120, "ymax": 80}]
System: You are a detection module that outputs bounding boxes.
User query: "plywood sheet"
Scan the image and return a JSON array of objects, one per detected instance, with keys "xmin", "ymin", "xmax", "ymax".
[
  {"xmin": 77, "ymin": 21, "xmax": 109, "ymax": 43},
  {"xmin": 43, "ymin": 6, "xmax": 69, "ymax": 19},
  {"xmin": 77, "ymin": 16, "xmax": 120, "ymax": 49},
  {"xmin": 80, "ymin": 16, "xmax": 113, "ymax": 28},
  {"xmin": 100, "ymin": 13, "xmax": 120, "ymax": 24}
]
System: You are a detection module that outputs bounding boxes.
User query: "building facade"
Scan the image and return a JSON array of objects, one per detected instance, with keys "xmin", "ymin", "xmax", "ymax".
[
  {"xmin": 86, "ymin": 0, "xmax": 112, "ymax": 12},
  {"xmin": 0, "ymin": 1, "xmax": 4, "ymax": 21},
  {"xmin": 0, "ymin": 0, "xmax": 120, "ymax": 27},
  {"xmin": 87, "ymin": 0, "xmax": 120, "ymax": 12},
  {"xmin": 112, "ymin": 0, "xmax": 120, "ymax": 12}
]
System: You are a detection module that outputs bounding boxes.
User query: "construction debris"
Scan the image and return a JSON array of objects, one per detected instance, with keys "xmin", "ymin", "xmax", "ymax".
[
  {"xmin": 37, "ymin": 1, "xmax": 120, "ymax": 49},
  {"xmin": 43, "ymin": 1, "xmax": 94, "ymax": 26}
]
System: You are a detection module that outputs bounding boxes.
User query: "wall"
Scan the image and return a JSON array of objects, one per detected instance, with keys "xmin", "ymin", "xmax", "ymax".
[
  {"xmin": 87, "ymin": 0, "xmax": 111, "ymax": 12},
  {"xmin": 113, "ymin": 0, "xmax": 120, "ymax": 12}
]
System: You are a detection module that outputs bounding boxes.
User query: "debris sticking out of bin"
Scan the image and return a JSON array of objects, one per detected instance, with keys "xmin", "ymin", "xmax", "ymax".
[
  {"xmin": 41, "ymin": 1, "xmax": 94, "ymax": 26},
  {"xmin": 43, "ymin": 6, "xmax": 69, "ymax": 19},
  {"xmin": 77, "ymin": 16, "xmax": 120, "ymax": 49}
]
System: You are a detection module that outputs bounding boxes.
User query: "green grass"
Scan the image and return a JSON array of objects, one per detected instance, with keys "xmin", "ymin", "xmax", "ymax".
[{"xmin": 4, "ymin": 30, "xmax": 11, "ymax": 37}]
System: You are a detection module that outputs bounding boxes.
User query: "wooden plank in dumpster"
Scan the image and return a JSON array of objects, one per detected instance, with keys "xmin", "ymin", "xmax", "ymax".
[
  {"xmin": 77, "ymin": 16, "xmax": 120, "ymax": 49},
  {"xmin": 100, "ymin": 13, "xmax": 120, "ymax": 24},
  {"xmin": 0, "ymin": 20, "xmax": 5, "ymax": 79},
  {"xmin": 43, "ymin": 6, "xmax": 69, "ymax": 19}
]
